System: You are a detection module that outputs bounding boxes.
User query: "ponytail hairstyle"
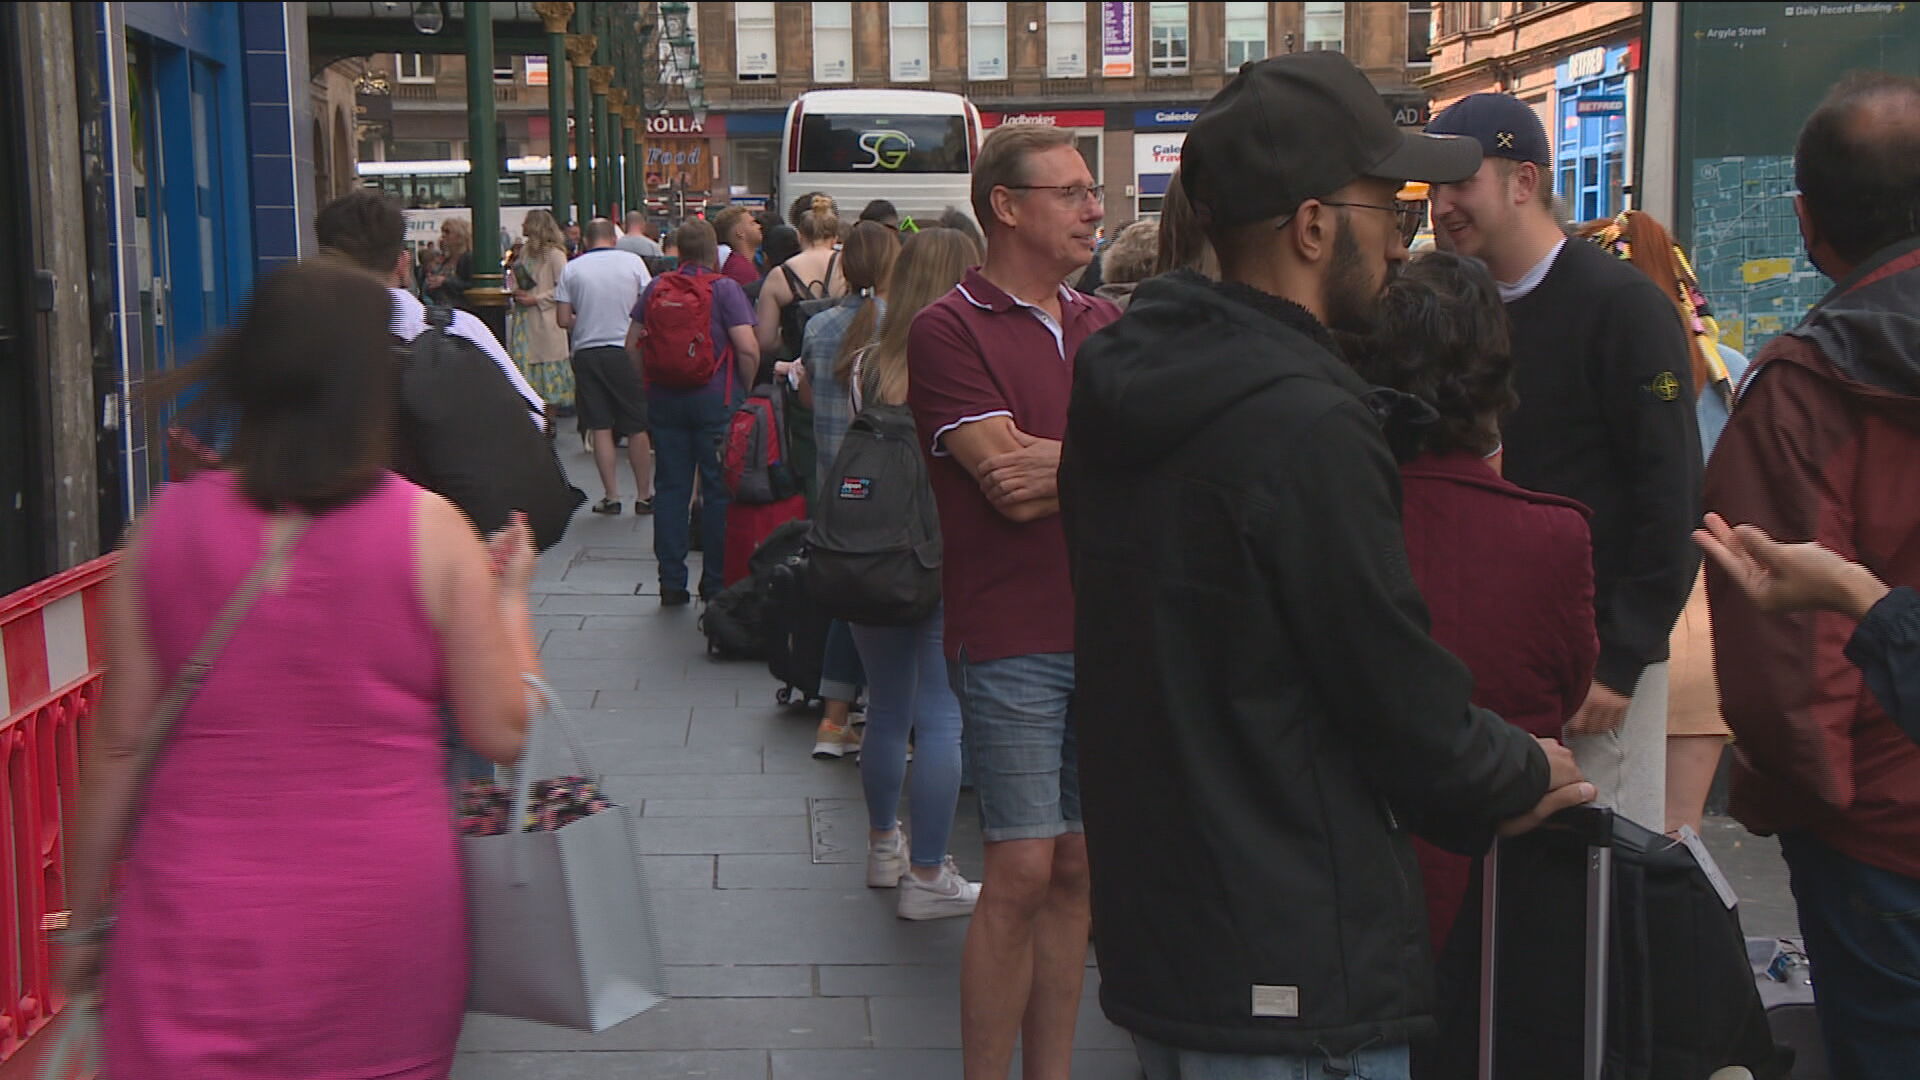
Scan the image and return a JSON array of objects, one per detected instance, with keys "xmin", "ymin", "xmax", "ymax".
[
  {"xmin": 862, "ymin": 227, "xmax": 980, "ymax": 407},
  {"xmin": 1577, "ymin": 209, "xmax": 1729, "ymax": 401},
  {"xmin": 795, "ymin": 193, "xmax": 842, "ymax": 245},
  {"xmin": 833, "ymin": 221, "xmax": 902, "ymax": 383}
]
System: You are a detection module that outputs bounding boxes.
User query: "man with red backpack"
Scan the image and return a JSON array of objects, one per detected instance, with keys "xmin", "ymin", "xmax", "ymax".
[{"xmin": 628, "ymin": 220, "xmax": 760, "ymax": 607}]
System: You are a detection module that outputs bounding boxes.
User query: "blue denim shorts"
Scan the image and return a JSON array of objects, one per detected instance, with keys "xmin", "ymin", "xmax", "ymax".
[
  {"xmin": 1133, "ymin": 1035, "xmax": 1411, "ymax": 1080},
  {"xmin": 947, "ymin": 649, "xmax": 1081, "ymax": 843}
]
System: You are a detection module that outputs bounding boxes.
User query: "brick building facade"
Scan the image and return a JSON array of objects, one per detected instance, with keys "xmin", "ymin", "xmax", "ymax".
[
  {"xmin": 697, "ymin": 2, "xmax": 1435, "ymax": 227},
  {"xmin": 1423, "ymin": 2, "xmax": 1645, "ymax": 223}
]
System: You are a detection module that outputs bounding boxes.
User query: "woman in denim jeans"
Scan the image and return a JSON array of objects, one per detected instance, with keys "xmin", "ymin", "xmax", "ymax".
[
  {"xmin": 842, "ymin": 229, "xmax": 984, "ymax": 919},
  {"xmin": 797, "ymin": 224, "xmax": 900, "ymax": 760}
]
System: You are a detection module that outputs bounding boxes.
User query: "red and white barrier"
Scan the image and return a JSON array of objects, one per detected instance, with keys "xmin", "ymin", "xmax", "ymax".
[{"xmin": 0, "ymin": 555, "xmax": 115, "ymax": 1063}]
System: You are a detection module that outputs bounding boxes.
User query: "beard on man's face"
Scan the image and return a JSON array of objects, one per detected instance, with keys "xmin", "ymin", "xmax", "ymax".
[{"xmin": 1324, "ymin": 215, "xmax": 1389, "ymax": 336}]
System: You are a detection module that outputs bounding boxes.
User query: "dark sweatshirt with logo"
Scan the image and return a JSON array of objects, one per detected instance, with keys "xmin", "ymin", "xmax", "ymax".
[{"xmin": 1502, "ymin": 237, "xmax": 1704, "ymax": 695}]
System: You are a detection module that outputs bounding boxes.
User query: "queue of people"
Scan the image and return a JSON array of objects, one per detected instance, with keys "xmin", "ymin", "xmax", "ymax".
[{"xmin": 51, "ymin": 50, "xmax": 1920, "ymax": 1080}]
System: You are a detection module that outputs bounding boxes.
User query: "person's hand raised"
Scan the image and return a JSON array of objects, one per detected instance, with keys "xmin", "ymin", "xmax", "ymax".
[{"xmin": 1694, "ymin": 512, "xmax": 1889, "ymax": 620}]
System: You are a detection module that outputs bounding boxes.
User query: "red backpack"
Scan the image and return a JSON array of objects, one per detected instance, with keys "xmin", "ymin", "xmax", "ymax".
[
  {"xmin": 722, "ymin": 383, "xmax": 802, "ymax": 505},
  {"xmin": 640, "ymin": 271, "xmax": 723, "ymax": 389}
]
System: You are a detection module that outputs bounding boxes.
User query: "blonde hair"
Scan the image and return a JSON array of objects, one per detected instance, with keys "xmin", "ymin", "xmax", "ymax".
[
  {"xmin": 796, "ymin": 193, "xmax": 842, "ymax": 245},
  {"xmin": 971, "ymin": 124, "xmax": 1077, "ymax": 235},
  {"xmin": 521, "ymin": 209, "xmax": 564, "ymax": 261},
  {"xmin": 1102, "ymin": 219, "xmax": 1160, "ymax": 286},
  {"xmin": 439, "ymin": 217, "xmax": 472, "ymax": 258},
  {"xmin": 865, "ymin": 228, "xmax": 980, "ymax": 406},
  {"xmin": 711, "ymin": 204, "xmax": 754, "ymax": 250}
]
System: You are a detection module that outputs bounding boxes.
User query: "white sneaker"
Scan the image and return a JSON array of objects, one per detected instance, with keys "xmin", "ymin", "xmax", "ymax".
[
  {"xmin": 866, "ymin": 828, "xmax": 910, "ymax": 888},
  {"xmin": 896, "ymin": 857, "xmax": 981, "ymax": 921}
]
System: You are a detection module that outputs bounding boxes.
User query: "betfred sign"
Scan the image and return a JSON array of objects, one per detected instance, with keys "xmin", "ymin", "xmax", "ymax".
[
  {"xmin": 645, "ymin": 113, "xmax": 726, "ymax": 137},
  {"xmin": 981, "ymin": 109, "xmax": 1107, "ymax": 129}
]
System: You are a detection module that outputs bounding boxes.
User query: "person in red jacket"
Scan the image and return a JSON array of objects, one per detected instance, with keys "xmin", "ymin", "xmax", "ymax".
[
  {"xmin": 1704, "ymin": 72, "xmax": 1920, "ymax": 1079},
  {"xmin": 1343, "ymin": 251, "xmax": 1600, "ymax": 952}
]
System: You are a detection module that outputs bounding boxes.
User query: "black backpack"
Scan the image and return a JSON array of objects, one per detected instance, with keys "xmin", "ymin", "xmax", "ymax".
[
  {"xmin": 700, "ymin": 519, "xmax": 814, "ymax": 661},
  {"xmin": 776, "ymin": 251, "xmax": 839, "ymax": 357},
  {"xmin": 804, "ymin": 403, "xmax": 942, "ymax": 626},
  {"xmin": 396, "ymin": 307, "xmax": 584, "ymax": 549}
]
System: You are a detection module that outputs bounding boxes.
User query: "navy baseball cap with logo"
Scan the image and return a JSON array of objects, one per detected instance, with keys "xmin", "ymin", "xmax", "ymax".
[
  {"xmin": 1425, "ymin": 93, "xmax": 1552, "ymax": 166},
  {"xmin": 1181, "ymin": 52, "xmax": 1482, "ymax": 229}
]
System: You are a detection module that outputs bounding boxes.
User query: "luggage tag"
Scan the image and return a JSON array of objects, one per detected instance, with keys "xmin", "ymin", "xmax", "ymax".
[{"xmin": 1676, "ymin": 824, "xmax": 1740, "ymax": 909}]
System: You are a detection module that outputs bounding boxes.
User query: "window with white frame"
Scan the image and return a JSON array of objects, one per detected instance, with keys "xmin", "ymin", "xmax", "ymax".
[
  {"xmin": 968, "ymin": 2, "xmax": 1009, "ymax": 80},
  {"xmin": 1046, "ymin": 1, "xmax": 1088, "ymax": 77},
  {"xmin": 814, "ymin": 1, "xmax": 854, "ymax": 82},
  {"xmin": 890, "ymin": 2, "xmax": 931, "ymax": 82},
  {"xmin": 396, "ymin": 53, "xmax": 435, "ymax": 83},
  {"xmin": 1149, "ymin": 2, "xmax": 1188, "ymax": 76},
  {"xmin": 1305, "ymin": 1, "xmax": 1345, "ymax": 53},
  {"xmin": 735, "ymin": 1, "xmax": 777, "ymax": 80},
  {"xmin": 1224, "ymin": 2, "xmax": 1266, "ymax": 71}
]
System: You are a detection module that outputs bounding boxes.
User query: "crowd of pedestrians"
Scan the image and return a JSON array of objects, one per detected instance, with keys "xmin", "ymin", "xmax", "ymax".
[{"xmin": 49, "ymin": 47, "xmax": 1920, "ymax": 1080}]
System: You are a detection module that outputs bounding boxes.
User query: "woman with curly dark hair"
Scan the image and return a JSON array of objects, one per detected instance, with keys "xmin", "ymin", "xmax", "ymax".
[{"xmin": 1342, "ymin": 251, "xmax": 1599, "ymax": 956}]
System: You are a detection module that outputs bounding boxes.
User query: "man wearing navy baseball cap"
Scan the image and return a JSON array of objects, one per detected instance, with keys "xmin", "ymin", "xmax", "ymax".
[
  {"xmin": 1427, "ymin": 92, "xmax": 1703, "ymax": 835},
  {"xmin": 1064, "ymin": 54, "xmax": 1593, "ymax": 1080}
]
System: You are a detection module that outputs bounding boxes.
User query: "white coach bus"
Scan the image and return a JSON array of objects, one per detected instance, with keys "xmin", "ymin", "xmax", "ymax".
[{"xmin": 778, "ymin": 89, "xmax": 984, "ymax": 227}]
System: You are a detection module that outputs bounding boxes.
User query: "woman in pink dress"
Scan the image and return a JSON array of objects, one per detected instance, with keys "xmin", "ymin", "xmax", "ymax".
[{"xmin": 60, "ymin": 260, "xmax": 537, "ymax": 1079}]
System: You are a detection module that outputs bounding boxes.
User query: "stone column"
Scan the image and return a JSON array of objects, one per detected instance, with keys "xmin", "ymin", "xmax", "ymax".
[
  {"xmin": 533, "ymin": 2, "xmax": 574, "ymax": 223},
  {"xmin": 462, "ymin": 1, "xmax": 508, "ymax": 338},
  {"xmin": 566, "ymin": 28, "xmax": 597, "ymax": 225}
]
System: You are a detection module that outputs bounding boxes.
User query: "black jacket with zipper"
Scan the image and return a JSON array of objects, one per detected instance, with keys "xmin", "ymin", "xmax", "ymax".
[{"xmin": 1060, "ymin": 272, "xmax": 1550, "ymax": 1057}]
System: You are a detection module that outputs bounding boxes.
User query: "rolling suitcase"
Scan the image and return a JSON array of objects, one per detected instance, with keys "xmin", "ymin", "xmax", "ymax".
[
  {"xmin": 1446, "ymin": 807, "xmax": 1787, "ymax": 1080},
  {"xmin": 763, "ymin": 548, "xmax": 829, "ymax": 707}
]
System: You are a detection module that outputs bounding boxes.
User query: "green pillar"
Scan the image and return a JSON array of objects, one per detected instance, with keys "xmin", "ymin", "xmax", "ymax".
[
  {"xmin": 591, "ymin": 6, "xmax": 614, "ymax": 220},
  {"xmin": 608, "ymin": 89, "xmax": 628, "ymax": 217},
  {"xmin": 536, "ymin": 3, "xmax": 573, "ymax": 223},
  {"xmin": 463, "ymin": 1, "xmax": 507, "ymax": 337},
  {"xmin": 568, "ymin": 18, "xmax": 595, "ymax": 226},
  {"xmin": 624, "ymin": 113, "xmax": 641, "ymax": 223}
]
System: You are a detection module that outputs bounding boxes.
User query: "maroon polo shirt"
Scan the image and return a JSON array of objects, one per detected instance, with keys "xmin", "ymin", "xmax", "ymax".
[{"xmin": 907, "ymin": 268, "xmax": 1122, "ymax": 663}]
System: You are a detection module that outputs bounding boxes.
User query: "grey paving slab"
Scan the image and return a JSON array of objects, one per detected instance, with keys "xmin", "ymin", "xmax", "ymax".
[
  {"xmin": 600, "ymin": 744, "xmax": 764, "ymax": 775},
  {"xmin": 716, "ymin": 854, "xmax": 872, "ymax": 891},
  {"xmin": 1702, "ymin": 819, "xmax": 1799, "ymax": 940},
  {"xmin": 543, "ymin": 630, "xmax": 677, "ymax": 659},
  {"xmin": 665, "ymin": 964, "xmax": 816, "ymax": 998},
  {"xmin": 537, "ymin": 659, "xmax": 648, "ymax": 691},
  {"xmin": 652, "ymin": 888, "xmax": 970, "ymax": 965},
  {"xmin": 583, "ymin": 614, "xmax": 657, "ymax": 630},
  {"xmin": 452, "ymin": 1049, "xmax": 768, "ymax": 1080},
  {"xmin": 596, "ymin": 686, "xmax": 747, "ymax": 709},
  {"xmin": 817, "ymin": 965, "xmax": 960, "ymax": 999},
  {"xmin": 866, "ymin": 989, "xmax": 1131, "ymax": 1051},
  {"xmin": 531, "ymin": 614, "xmax": 587, "ymax": 633},
  {"xmin": 768, "ymin": 1049, "xmax": 1144, "ymax": 1080},
  {"xmin": 607, "ymin": 770, "xmax": 862, "ymax": 801},
  {"xmin": 459, "ymin": 997, "xmax": 873, "ymax": 1051},
  {"xmin": 538, "ymin": 593, "xmax": 662, "ymax": 614},
  {"xmin": 569, "ymin": 708, "xmax": 695, "ymax": 751},
  {"xmin": 635, "ymin": 815, "xmax": 811, "ymax": 855},
  {"xmin": 644, "ymin": 798, "xmax": 811, "ymax": 818},
  {"xmin": 639, "ymin": 854, "xmax": 717, "ymax": 890}
]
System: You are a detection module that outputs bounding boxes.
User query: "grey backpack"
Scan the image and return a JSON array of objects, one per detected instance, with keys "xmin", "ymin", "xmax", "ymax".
[{"xmin": 804, "ymin": 403, "xmax": 942, "ymax": 626}]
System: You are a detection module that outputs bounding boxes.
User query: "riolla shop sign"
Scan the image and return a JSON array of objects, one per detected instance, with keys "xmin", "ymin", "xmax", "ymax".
[{"xmin": 646, "ymin": 113, "xmax": 724, "ymax": 136}]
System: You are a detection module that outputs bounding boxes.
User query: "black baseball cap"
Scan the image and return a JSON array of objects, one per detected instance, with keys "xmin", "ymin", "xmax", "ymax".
[
  {"xmin": 1181, "ymin": 52, "xmax": 1482, "ymax": 229},
  {"xmin": 1425, "ymin": 93, "xmax": 1552, "ymax": 166}
]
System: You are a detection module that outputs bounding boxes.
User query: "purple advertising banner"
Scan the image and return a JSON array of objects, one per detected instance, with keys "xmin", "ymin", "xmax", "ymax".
[{"xmin": 1101, "ymin": 2, "xmax": 1134, "ymax": 78}]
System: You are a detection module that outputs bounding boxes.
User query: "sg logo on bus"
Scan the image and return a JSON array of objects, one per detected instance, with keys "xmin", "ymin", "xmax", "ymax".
[{"xmin": 854, "ymin": 130, "xmax": 915, "ymax": 171}]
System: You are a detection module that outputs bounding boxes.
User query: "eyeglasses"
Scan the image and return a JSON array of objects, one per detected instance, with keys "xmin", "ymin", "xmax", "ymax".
[
  {"xmin": 1003, "ymin": 183, "xmax": 1106, "ymax": 205},
  {"xmin": 1316, "ymin": 199, "xmax": 1427, "ymax": 246}
]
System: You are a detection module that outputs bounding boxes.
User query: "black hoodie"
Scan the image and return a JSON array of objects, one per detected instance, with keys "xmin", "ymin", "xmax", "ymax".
[{"xmin": 1061, "ymin": 272, "xmax": 1549, "ymax": 1056}]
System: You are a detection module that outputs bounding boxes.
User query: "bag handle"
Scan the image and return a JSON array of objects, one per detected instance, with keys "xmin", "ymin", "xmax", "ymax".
[{"xmin": 501, "ymin": 675, "xmax": 598, "ymax": 885}]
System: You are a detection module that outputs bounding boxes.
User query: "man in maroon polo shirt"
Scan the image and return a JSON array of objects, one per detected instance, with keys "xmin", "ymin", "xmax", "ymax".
[{"xmin": 906, "ymin": 124, "xmax": 1121, "ymax": 1080}]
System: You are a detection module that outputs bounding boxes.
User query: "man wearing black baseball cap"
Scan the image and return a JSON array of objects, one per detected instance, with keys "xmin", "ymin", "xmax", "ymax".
[
  {"xmin": 1063, "ymin": 53, "xmax": 1591, "ymax": 1079},
  {"xmin": 1428, "ymin": 92, "xmax": 1702, "ymax": 835}
]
